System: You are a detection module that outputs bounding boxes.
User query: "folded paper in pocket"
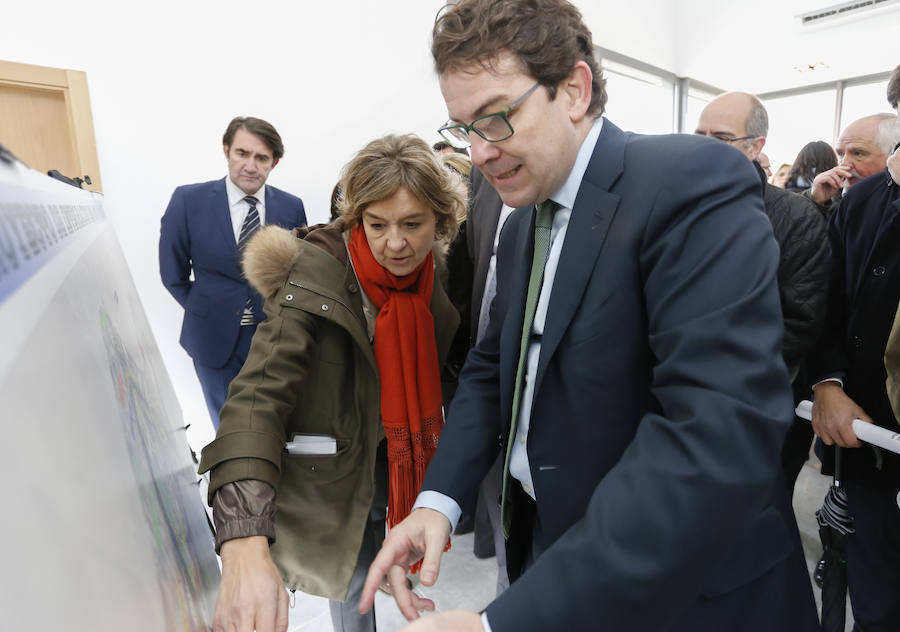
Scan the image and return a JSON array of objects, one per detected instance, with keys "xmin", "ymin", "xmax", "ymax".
[{"xmin": 286, "ymin": 434, "xmax": 337, "ymax": 456}]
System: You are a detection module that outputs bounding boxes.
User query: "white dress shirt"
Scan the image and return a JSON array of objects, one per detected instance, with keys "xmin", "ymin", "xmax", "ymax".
[
  {"xmin": 225, "ymin": 177, "xmax": 267, "ymax": 243},
  {"xmin": 414, "ymin": 117, "xmax": 604, "ymax": 522}
]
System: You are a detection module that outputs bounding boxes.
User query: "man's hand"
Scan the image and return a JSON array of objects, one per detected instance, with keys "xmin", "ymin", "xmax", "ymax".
[
  {"xmin": 214, "ymin": 536, "xmax": 289, "ymax": 632},
  {"xmin": 359, "ymin": 508, "xmax": 452, "ymax": 621},
  {"xmin": 811, "ymin": 381, "xmax": 872, "ymax": 448},
  {"xmin": 888, "ymin": 147, "xmax": 899, "ymax": 185},
  {"xmin": 397, "ymin": 611, "xmax": 484, "ymax": 631},
  {"xmin": 811, "ymin": 165, "xmax": 853, "ymax": 204}
]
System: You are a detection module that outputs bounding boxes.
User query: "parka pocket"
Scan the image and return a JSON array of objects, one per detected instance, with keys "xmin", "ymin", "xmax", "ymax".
[{"xmin": 282, "ymin": 438, "xmax": 355, "ymax": 486}]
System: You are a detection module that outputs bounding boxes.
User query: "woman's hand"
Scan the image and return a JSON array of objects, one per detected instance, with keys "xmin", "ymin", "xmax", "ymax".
[{"xmin": 214, "ymin": 536, "xmax": 289, "ymax": 632}]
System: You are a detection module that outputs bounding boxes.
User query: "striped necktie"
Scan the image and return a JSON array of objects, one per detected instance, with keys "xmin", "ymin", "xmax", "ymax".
[
  {"xmin": 239, "ymin": 195, "xmax": 260, "ymax": 325},
  {"xmin": 500, "ymin": 198, "xmax": 559, "ymax": 537}
]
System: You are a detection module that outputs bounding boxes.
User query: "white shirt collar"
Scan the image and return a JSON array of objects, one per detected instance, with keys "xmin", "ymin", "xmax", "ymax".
[
  {"xmin": 547, "ymin": 116, "xmax": 604, "ymax": 210},
  {"xmin": 225, "ymin": 176, "xmax": 266, "ymax": 210}
]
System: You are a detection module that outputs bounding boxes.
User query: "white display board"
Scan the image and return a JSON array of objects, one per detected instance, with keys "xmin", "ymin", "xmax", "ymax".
[{"xmin": 0, "ymin": 156, "xmax": 219, "ymax": 630}]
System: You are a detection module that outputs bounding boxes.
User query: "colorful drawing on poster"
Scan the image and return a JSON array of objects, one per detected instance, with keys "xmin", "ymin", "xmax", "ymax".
[{"xmin": 100, "ymin": 305, "xmax": 216, "ymax": 632}]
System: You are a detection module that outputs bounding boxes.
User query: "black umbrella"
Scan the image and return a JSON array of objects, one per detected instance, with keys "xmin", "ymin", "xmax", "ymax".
[{"xmin": 814, "ymin": 446, "xmax": 854, "ymax": 632}]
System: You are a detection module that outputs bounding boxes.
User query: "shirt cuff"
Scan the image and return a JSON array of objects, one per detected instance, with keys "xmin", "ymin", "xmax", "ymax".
[
  {"xmin": 481, "ymin": 612, "xmax": 492, "ymax": 632},
  {"xmin": 412, "ymin": 491, "xmax": 462, "ymax": 532},
  {"xmin": 813, "ymin": 377, "xmax": 843, "ymax": 389}
]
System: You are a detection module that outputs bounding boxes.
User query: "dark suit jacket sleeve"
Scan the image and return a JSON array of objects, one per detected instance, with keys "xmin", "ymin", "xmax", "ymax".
[
  {"xmin": 432, "ymin": 139, "xmax": 797, "ymax": 629},
  {"xmin": 159, "ymin": 186, "xmax": 193, "ymax": 307}
]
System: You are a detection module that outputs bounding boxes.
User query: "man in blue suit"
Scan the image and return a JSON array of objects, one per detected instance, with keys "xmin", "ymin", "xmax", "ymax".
[
  {"xmin": 360, "ymin": 1, "xmax": 819, "ymax": 630},
  {"xmin": 159, "ymin": 116, "xmax": 306, "ymax": 429}
]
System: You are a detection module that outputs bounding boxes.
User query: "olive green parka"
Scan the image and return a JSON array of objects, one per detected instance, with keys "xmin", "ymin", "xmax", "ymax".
[{"xmin": 198, "ymin": 221, "xmax": 459, "ymax": 600}]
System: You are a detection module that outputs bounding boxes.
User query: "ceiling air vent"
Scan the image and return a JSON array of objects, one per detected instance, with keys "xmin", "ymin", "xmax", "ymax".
[{"xmin": 798, "ymin": 0, "xmax": 900, "ymax": 25}]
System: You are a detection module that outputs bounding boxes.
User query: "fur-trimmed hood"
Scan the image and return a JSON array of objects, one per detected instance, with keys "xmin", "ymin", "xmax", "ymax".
[
  {"xmin": 242, "ymin": 225, "xmax": 307, "ymax": 299},
  {"xmin": 243, "ymin": 222, "xmax": 350, "ymax": 298}
]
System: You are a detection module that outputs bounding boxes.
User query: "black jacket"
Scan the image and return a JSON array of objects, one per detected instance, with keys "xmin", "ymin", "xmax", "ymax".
[
  {"xmin": 755, "ymin": 162, "xmax": 831, "ymax": 380},
  {"xmin": 808, "ymin": 168, "xmax": 900, "ymax": 487}
]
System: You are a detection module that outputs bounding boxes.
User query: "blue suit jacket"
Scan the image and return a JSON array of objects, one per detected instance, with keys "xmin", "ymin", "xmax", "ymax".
[
  {"xmin": 423, "ymin": 121, "xmax": 817, "ymax": 630},
  {"xmin": 159, "ymin": 177, "xmax": 306, "ymax": 368}
]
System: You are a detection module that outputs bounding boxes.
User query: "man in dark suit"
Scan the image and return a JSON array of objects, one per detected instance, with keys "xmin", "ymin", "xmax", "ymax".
[
  {"xmin": 359, "ymin": 1, "xmax": 818, "ymax": 631},
  {"xmin": 159, "ymin": 116, "xmax": 306, "ymax": 429},
  {"xmin": 809, "ymin": 103, "xmax": 900, "ymax": 629}
]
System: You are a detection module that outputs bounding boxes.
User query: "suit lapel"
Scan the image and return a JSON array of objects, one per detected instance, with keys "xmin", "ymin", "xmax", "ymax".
[
  {"xmin": 212, "ymin": 178, "xmax": 237, "ymax": 252},
  {"xmin": 533, "ymin": 120, "xmax": 627, "ymax": 394}
]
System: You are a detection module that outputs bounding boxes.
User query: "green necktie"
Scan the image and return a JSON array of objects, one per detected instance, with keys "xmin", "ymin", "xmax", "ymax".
[{"xmin": 501, "ymin": 198, "xmax": 559, "ymax": 537}]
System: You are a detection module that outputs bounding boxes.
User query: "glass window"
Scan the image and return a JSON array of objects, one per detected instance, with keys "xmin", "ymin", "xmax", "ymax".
[
  {"xmin": 761, "ymin": 90, "xmax": 837, "ymax": 172},
  {"xmin": 601, "ymin": 60, "xmax": 675, "ymax": 135},
  {"xmin": 840, "ymin": 80, "xmax": 892, "ymax": 131},
  {"xmin": 684, "ymin": 85, "xmax": 719, "ymax": 134}
]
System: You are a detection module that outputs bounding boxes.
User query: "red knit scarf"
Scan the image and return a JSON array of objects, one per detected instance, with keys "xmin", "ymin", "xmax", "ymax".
[{"xmin": 348, "ymin": 226, "xmax": 447, "ymax": 565}]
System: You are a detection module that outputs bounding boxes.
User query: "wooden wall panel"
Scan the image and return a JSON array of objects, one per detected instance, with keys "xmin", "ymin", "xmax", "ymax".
[
  {"xmin": 0, "ymin": 60, "xmax": 102, "ymax": 191},
  {"xmin": 0, "ymin": 83, "xmax": 80, "ymax": 179}
]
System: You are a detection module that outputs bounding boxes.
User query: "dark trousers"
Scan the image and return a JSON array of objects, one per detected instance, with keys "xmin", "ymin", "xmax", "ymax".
[
  {"xmin": 192, "ymin": 324, "xmax": 255, "ymax": 429},
  {"xmin": 844, "ymin": 479, "xmax": 900, "ymax": 631},
  {"xmin": 329, "ymin": 441, "xmax": 388, "ymax": 632}
]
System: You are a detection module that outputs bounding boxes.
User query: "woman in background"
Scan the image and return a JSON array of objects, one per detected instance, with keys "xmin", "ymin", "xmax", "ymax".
[
  {"xmin": 771, "ymin": 162, "xmax": 792, "ymax": 188},
  {"xmin": 786, "ymin": 140, "xmax": 838, "ymax": 192}
]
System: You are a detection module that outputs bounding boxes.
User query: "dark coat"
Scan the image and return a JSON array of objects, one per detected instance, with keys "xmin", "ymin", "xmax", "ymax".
[
  {"xmin": 423, "ymin": 121, "xmax": 817, "ymax": 631},
  {"xmin": 755, "ymin": 163, "xmax": 831, "ymax": 379},
  {"xmin": 808, "ymin": 169, "xmax": 900, "ymax": 488}
]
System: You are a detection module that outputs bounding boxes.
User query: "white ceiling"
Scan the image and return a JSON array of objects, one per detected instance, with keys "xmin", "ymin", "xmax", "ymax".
[{"xmin": 576, "ymin": 0, "xmax": 899, "ymax": 95}]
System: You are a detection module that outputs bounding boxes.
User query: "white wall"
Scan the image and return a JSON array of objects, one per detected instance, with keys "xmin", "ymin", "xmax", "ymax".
[
  {"xmin": 0, "ymin": 0, "xmax": 451, "ymax": 451},
  {"xmin": 580, "ymin": 1, "xmax": 679, "ymax": 73}
]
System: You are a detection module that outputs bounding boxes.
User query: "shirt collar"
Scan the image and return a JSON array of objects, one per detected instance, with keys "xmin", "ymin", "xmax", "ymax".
[
  {"xmin": 547, "ymin": 116, "xmax": 604, "ymax": 210},
  {"xmin": 225, "ymin": 176, "xmax": 266, "ymax": 209}
]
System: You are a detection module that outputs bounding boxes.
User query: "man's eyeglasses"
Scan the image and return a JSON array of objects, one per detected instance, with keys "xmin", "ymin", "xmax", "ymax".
[
  {"xmin": 709, "ymin": 133, "xmax": 756, "ymax": 144},
  {"xmin": 438, "ymin": 82, "xmax": 542, "ymax": 149}
]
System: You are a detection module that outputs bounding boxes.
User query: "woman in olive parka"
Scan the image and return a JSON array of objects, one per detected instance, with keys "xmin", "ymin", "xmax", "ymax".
[{"xmin": 198, "ymin": 134, "xmax": 463, "ymax": 632}]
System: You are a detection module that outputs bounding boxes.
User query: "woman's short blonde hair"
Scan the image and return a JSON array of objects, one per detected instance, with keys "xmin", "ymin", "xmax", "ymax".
[
  {"xmin": 338, "ymin": 134, "xmax": 463, "ymax": 242},
  {"xmin": 441, "ymin": 152, "xmax": 472, "ymax": 180}
]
